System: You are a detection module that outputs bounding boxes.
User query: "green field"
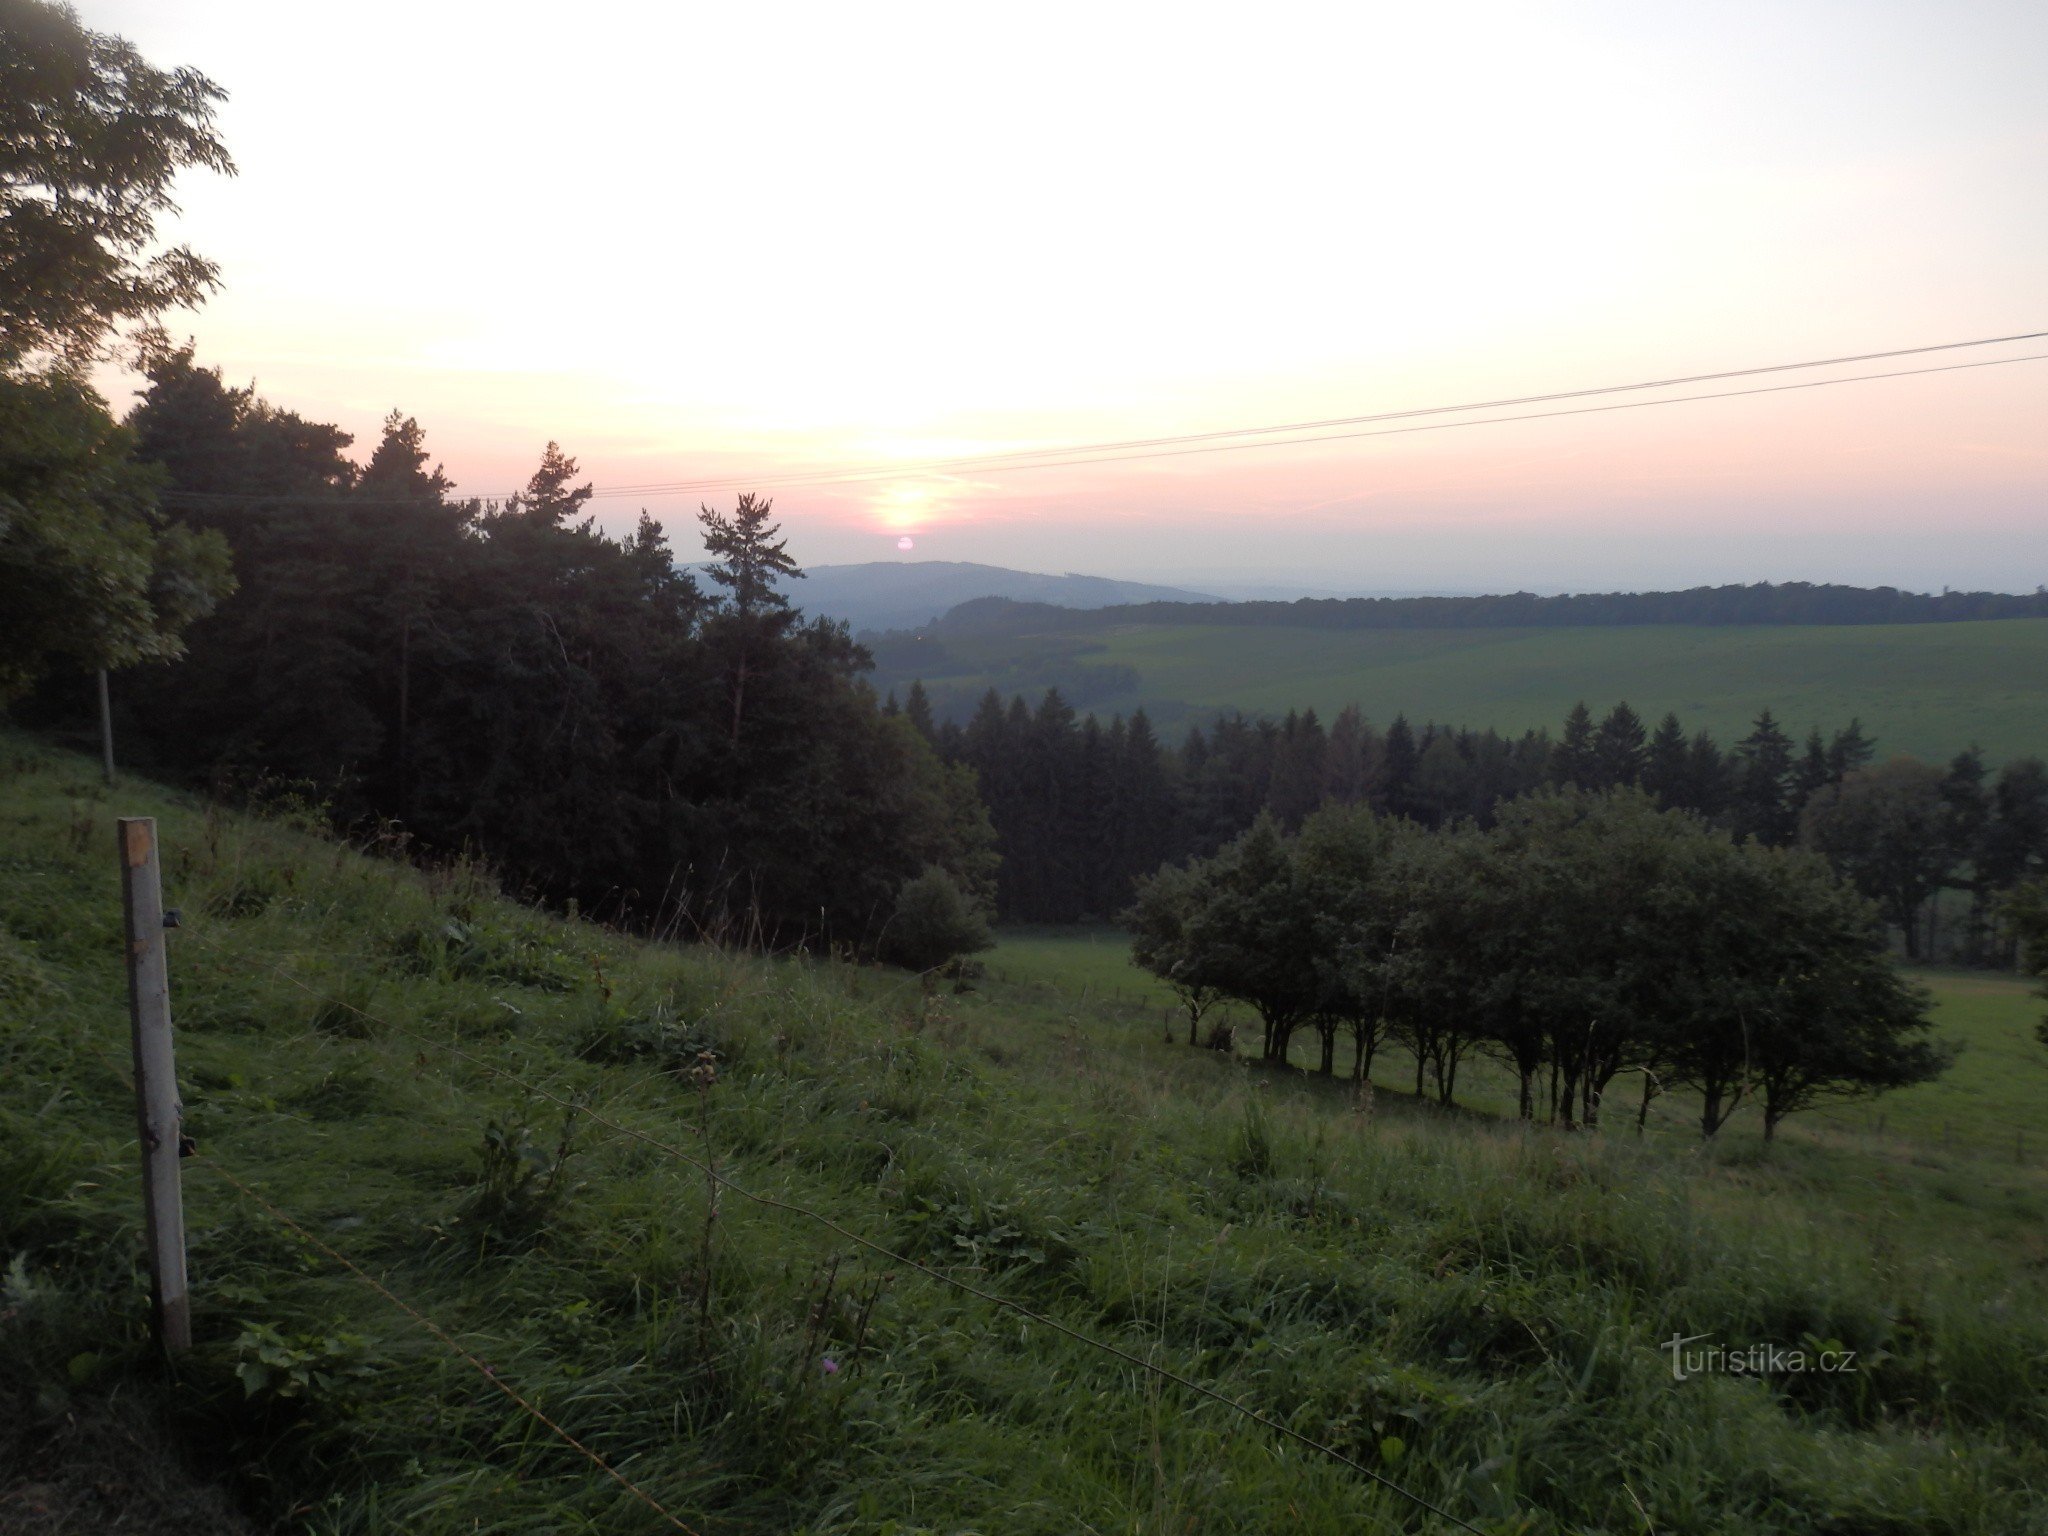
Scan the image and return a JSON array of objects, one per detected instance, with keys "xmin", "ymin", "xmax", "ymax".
[
  {"xmin": 990, "ymin": 932, "xmax": 2048, "ymax": 1159},
  {"xmin": 892, "ymin": 618, "xmax": 2048, "ymax": 762},
  {"xmin": 6, "ymin": 739, "xmax": 2048, "ymax": 1533}
]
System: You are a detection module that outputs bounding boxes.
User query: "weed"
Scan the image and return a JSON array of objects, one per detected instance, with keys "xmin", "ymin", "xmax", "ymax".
[{"xmin": 449, "ymin": 1112, "xmax": 580, "ymax": 1253}]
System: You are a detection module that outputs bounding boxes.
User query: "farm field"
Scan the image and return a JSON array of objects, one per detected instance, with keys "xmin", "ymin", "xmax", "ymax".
[
  {"xmin": 4, "ymin": 739, "xmax": 2047, "ymax": 1534},
  {"xmin": 888, "ymin": 618, "xmax": 2048, "ymax": 762}
]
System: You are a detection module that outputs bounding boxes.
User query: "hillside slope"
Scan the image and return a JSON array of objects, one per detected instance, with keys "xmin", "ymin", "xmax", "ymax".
[{"xmin": 2, "ymin": 735, "xmax": 2044, "ymax": 1533}]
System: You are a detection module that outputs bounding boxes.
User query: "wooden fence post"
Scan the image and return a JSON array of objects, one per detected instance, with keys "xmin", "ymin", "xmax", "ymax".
[
  {"xmin": 97, "ymin": 668, "xmax": 115, "ymax": 785},
  {"xmin": 119, "ymin": 817, "xmax": 190, "ymax": 1353}
]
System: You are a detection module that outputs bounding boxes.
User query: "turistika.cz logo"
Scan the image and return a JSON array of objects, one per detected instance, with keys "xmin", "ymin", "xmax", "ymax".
[{"xmin": 1661, "ymin": 1333, "xmax": 1860, "ymax": 1382}]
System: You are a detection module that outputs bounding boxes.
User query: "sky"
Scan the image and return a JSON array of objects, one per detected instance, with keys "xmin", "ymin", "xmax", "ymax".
[{"xmin": 91, "ymin": 0, "xmax": 2048, "ymax": 593}]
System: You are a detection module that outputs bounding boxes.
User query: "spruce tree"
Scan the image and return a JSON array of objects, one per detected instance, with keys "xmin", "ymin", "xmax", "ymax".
[
  {"xmin": 1593, "ymin": 702, "xmax": 1648, "ymax": 789},
  {"xmin": 1553, "ymin": 702, "xmax": 1596, "ymax": 787},
  {"xmin": 1380, "ymin": 714, "xmax": 1419, "ymax": 814},
  {"xmin": 1643, "ymin": 712, "xmax": 1690, "ymax": 808},
  {"xmin": 1734, "ymin": 710, "xmax": 1798, "ymax": 844}
]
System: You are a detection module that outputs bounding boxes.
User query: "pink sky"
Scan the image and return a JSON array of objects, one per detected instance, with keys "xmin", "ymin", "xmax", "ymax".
[{"xmin": 93, "ymin": 0, "xmax": 2048, "ymax": 592}]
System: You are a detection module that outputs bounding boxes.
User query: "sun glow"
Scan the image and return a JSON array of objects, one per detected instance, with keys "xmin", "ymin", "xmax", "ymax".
[{"xmin": 873, "ymin": 482, "xmax": 941, "ymax": 533}]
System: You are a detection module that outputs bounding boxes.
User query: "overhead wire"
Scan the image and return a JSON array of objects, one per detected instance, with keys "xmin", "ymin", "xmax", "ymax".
[
  {"xmin": 153, "ymin": 328, "xmax": 2048, "ymax": 510},
  {"xmin": 563, "ymin": 326, "xmax": 2048, "ymax": 494}
]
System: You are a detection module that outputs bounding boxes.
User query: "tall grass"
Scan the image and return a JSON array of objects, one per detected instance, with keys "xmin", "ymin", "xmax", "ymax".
[{"xmin": 2, "ymin": 732, "xmax": 2044, "ymax": 1534}]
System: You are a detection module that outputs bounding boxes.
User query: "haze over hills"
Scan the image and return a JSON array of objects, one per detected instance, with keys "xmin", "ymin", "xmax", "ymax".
[{"xmin": 776, "ymin": 560, "xmax": 1226, "ymax": 635}]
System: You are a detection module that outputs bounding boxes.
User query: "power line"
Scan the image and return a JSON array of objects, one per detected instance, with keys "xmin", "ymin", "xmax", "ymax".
[
  {"xmin": 575, "ymin": 326, "xmax": 2048, "ymax": 494},
  {"xmin": 594, "ymin": 350, "xmax": 2048, "ymax": 497},
  {"xmin": 155, "ymin": 327, "xmax": 2048, "ymax": 511},
  {"xmin": 197, "ymin": 1155, "xmax": 706, "ymax": 1536},
  {"xmin": 191, "ymin": 926, "xmax": 1499, "ymax": 1535}
]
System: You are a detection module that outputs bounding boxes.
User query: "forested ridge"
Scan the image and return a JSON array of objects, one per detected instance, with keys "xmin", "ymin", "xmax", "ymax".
[{"xmin": 913, "ymin": 580, "xmax": 2048, "ymax": 639}]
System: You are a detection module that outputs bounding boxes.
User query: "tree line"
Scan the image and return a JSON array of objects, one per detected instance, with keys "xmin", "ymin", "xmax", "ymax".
[
  {"xmin": 890, "ymin": 581, "xmax": 2048, "ymax": 642},
  {"xmin": 1128, "ymin": 790, "xmax": 1951, "ymax": 1138},
  {"xmin": 13, "ymin": 353, "xmax": 995, "ymax": 954},
  {"xmin": 911, "ymin": 686, "xmax": 2048, "ymax": 959}
]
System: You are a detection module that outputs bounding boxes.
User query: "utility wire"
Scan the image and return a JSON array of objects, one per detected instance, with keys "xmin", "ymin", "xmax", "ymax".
[
  {"xmin": 187, "ymin": 925, "xmax": 1498, "ymax": 1535},
  {"xmin": 592, "ymin": 350, "xmax": 2048, "ymax": 497},
  {"xmin": 155, "ymin": 328, "xmax": 2048, "ymax": 510},
  {"xmin": 195, "ymin": 1155, "xmax": 707, "ymax": 1536},
  {"xmin": 573, "ymin": 326, "xmax": 2048, "ymax": 493}
]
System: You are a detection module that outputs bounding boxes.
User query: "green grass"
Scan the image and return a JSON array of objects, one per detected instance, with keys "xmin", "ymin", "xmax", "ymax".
[
  {"xmin": 891, "ymin": 618, "xmax": 2048, "ymax": 762},
  {"xmin": 996, "ymin": 930, "xmax": 2048, "ymax": 1151},
  {"xmin": 5, "ymin": 734, "xmax": 2048, "ymax": 1534}
]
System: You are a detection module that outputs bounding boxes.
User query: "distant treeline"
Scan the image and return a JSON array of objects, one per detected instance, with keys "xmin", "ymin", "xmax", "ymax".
[
  {"xmin": 899, "ymin": 682, "xmax": 2048, "ymax": 960},
  {"xmin": 916, "ymin": 580, "xmax": 2048, "ymax": 639}
]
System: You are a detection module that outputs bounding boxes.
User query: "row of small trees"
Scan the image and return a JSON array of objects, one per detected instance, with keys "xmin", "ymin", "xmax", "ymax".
[{"xmin": 1129, "ymin": 789, "xmax": 1950, "ymax": 1138}]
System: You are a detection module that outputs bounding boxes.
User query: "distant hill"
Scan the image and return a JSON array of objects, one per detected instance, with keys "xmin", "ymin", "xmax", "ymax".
[
  {"xmin": 775, "ymin": 561, "xmax": 1223, "ymax": 635},
  {"xmin": 905, "ymin": 581, "xmax": 2048, "ymax": 638}
]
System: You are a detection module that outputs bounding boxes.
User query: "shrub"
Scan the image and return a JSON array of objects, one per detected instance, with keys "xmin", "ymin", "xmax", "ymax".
[{"xmin": 877, "ymin": 868, "xmax": 993, "ymax": 973}]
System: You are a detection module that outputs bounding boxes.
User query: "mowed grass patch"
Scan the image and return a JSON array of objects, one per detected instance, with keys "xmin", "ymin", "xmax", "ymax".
[{"xmin": 3, "ymin": 734, "xmax": 2047, "ymax": 1535}]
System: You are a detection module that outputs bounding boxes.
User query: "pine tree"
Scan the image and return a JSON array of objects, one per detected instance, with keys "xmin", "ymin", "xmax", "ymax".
[
  {"xmin": 1324, "ymin": 705, "xmax": 1372, "ymax": 804},
  {"xmin": 1593, "ymin": 702, "xmax": 1648, "ymax": 789},
  {"xmin": 1794, "ymin": 728, "xmax": 1834, "ymax": 805},
  {"xmin": 1734, "ymin": 710, "xmax": 1798, "ymax": 844},
  {"xmin": 904, "ymin": 679, "xmax": 936, "ymax": 740},
  {"xmin": 1686, "ymin": 731, "xmax": 1730, "ymax": 819},
  {"xmin": 697, "ymin": 492, "xmax": 798, "ymax": 617},
  {"xmin": 1553, "ymin": 702, "xmax": 1596, "ymax": 787},
  {"xmin": 1643, "ymin": 712, "xmax": 1690, "ymax": 808},
  {"xmin": 698, "ymin": 493, "xmax": 801, "ymax": 745},
  {"xmin": 1380, "ymin": 714, "xmax": 1418, "ymax": 814},
  {"xmin": 1828, "ymin": 718, "xmax": 1876, "ymax": 780}
]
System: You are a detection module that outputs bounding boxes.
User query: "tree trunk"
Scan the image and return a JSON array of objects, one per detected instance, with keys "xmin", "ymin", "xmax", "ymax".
[
  {"xmin": 396, "ymin": 612, "xmax": 411, "ymax": 815},
  {"xmin": 729, "ymin": 651, "xmax": 750, "ymax": 746},
  {"xmin": 1318, "ymin": 1024, "xmax": 1335, "ymax": 1076},
  {"xmin": 1517, "ymin": 1068, "xmax": 1534, "ymax": 1121}
]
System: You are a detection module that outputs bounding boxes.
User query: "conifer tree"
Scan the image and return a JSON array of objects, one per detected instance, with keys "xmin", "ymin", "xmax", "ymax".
[
  {"xmin": 1593, "ymin": 702, "xmax": 1648, "ymax": 789},
  {"xmin": 1734, "ymin": 710, "xmax": 1798, "ymax": 844},
  {"xmin": 1643, "ymin": 712, "xmax": 1690, "ymax": 808},
  {"xmin": 1553, "ymin": 702, "xmax": 1596, "ymax": 787}
]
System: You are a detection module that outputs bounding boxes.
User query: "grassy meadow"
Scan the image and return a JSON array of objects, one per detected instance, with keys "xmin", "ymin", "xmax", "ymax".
[
  {"xmin": 990, "ymin": 934, "xmax": 2048, "ymax": 1160},
  {"xmin": 887, "ymin": 618, "xmax": 2048, "ymax": 761},
  {"xmin": 4, "ymin": 735, "xmax": 2048, "ymax": 1534}
]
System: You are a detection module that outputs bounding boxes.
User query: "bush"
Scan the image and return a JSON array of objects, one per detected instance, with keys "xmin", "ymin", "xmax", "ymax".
[{"xmin": 877, "ymin": 867, "xmax": 993, "ymax": 972}]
